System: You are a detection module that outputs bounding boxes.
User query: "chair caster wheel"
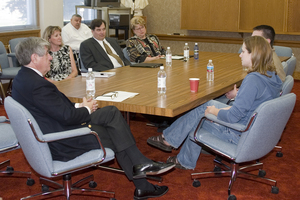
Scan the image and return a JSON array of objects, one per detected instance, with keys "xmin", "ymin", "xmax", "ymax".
[
  {"xmin": 258, "ymin": 169, "xmax": 266, "ymax": 177},
  {"xmin": 110, "ymin": 198, "xmax": 117, "ymax": 200},
  {"xmin": 26, "ymin": 178, "xmax": 35, "ymax": 186},
  {"xmin": 271, "ymin": 186, "xmax": 279, "ymax": 194},
  {"xmin": 42, "ymin": 184, "xmax": 50, "ymax": 192},
  {"xmin": 276, "ymin": 152, "xmax": 283, "ymax": 157},
  {"xmin": 6, "ymin": 166, "xmax": 14, "ymax": 175},
  {"xmin": 89, "ymin": 181, "xmax": 97, "ymax": 188},
  {"xmin": 213, "ymin": 166, "xmax": 222, "ymax": 172},
  {"xmin": 228, "ymin": 194, "xmax": 237, "ymax": 200},
  {"xmin": 192, "ymin": 179, "xmax": 201, "ymax": 187},
  {"xmin": 6, "ymin": 166, "xmax": 14, "ymax": 172}
]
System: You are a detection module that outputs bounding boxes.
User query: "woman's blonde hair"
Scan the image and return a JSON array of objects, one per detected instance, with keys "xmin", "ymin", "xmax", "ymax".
[
  {"xmin": 130, "ymin": 16, "xmax": 146, "ymax": 30},
  {"xmin": 245, "ymin": 36, "xmax": 276, "ymax": 77},
  {"xmin": 42, "ymin": 26, "xmax": 63, "ymax": 47}
]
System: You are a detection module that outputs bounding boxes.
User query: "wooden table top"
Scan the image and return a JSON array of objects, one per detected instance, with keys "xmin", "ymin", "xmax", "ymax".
[{"xmin": 54, "ymin": 51, "xmax": 247, "ymax": 117}]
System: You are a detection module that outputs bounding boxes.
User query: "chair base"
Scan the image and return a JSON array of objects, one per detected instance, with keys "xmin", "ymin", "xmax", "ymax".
[
  {"xmin": 21, "ymin": 174, "xmax": 115, "ymax": 200},
  {"xmin": 191, "ymin": 158, "xmax": 278, "ymax": 196}
]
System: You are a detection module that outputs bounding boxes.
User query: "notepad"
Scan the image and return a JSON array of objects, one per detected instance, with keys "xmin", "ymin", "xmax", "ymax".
[
  {"xmin": 81, "ymin": 72, "xmax": 116, "ymax": 78},
  {"xmin": 130, "ymin": 63, "xmax": 163, "ymax": 68}
]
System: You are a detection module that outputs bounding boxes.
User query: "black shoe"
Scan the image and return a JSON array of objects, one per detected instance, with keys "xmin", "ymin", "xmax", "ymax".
[
  {"xmin": 133, "ymin": 161, "xmax": 175, "ymax": 179},
  {"xmin": 147, "ymin": 134, "xmax": 173, "ymax": 152},
  {"xmin": 166, "ymin": 156, "xmax": 188, "ymax": 170},
  {"xmin": 134, "ymin": 185, "xmax": 168, "ymax": 200}
]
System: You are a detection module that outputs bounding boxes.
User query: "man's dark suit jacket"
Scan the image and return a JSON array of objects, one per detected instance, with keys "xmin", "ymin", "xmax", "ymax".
[
  {"xmin": 80, "ymin": 37, "xmax": 131, "ymax": 72},
  {"xmin": 12, "ymin": 67, "xmax": 99, "ymax": 161}
]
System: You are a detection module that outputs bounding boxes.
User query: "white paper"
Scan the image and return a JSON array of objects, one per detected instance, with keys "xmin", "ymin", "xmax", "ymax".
[
  {"xmin": 96, "ymin": 91, "xmax": 139, "ymax": 102},
  {"xmin": 81, "ymin": 72, "xmax": 116, "ymax": 78},
  {"xmin": 161, "ymin": 56, "xmax": 184, "ymax": 60}
]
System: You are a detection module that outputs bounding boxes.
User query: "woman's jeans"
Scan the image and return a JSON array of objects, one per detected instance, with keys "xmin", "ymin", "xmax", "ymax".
[{"xmin": 163, "ymin": 100, "xmax": 241, "ymax": 169}]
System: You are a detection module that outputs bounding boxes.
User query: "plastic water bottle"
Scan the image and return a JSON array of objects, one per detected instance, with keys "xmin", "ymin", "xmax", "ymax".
[
  {"xmin": 157, "ymin": 66, "xmax": 167, "ymax": 94},
  {"xmin": 194, "ymin": 43, "xmax": 199, "ymax": 60},
  {"xmin": 183, "ymin": 43, "xmax": 189, "ymax": 62},
  {"xmin": 86, "ymin": 68, "xmax": 95, "ymax": 99},
  {"xmin": 166, "ymin": 47, "xmax": 172, "ymax": 67},
  {"xmin": 206, "ymin": 60, "xmax": 214, "ymax": 81}
]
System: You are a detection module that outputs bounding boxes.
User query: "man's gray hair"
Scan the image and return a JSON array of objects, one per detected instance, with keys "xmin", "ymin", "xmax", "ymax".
[
  {"xmin": 15, "ymin": 37, "xmax": 50, "ymax": 66},
  {"xmin": 72, "ymin": 14, "xmax": 82, "ymax": 19}
]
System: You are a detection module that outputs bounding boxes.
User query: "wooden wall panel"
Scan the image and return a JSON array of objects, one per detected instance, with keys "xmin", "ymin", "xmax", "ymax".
[
  {"xmin": 181, "ymin": 0, "xmax": 239, "ymax": 31},
  {"xmin": 287, "ymin": 0, "xmax": 300, "ymax": 33},
  {"xmin": 239, "ymin": 0, "xmax": 286, "ymax": 33}
]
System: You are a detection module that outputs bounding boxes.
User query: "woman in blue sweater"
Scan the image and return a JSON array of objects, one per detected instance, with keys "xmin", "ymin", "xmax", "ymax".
[{"xmin": 147, "ymin": 36, "xmax": 283, "ymax": 169}]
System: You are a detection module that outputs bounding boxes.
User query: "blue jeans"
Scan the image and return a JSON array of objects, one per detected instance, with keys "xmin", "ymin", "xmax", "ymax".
[{"xmin": 163, "ymin": 100, "xmax": 241, "ymax": 169}]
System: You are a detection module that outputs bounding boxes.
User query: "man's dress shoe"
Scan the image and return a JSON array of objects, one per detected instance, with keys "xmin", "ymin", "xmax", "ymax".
[
  {"xmin": 134, "ymin": 185, "xmax": 168, "ymax": 199},
  {"xmin": 133, "ymin": 161, "xmax": 175, "ymax": 178}
]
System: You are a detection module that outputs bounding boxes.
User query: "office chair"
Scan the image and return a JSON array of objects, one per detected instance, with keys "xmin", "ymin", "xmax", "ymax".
[
  {"xmin": 122, "ymin": 47, "xmax": 135, "ymax": 65},
  {"xmin": 0, "ymin": 41, "xmax": 21, "ymax": 100},
  {"xmin": 78, "ymin": 48, "xmax": 88, "ymax": 73},
  {"xmin": 191, "ymin": 93, "xmax": 296, "ymax": 200},
  {"xmin": 285, "ymin": 56, "xmax": 297, "ymax": 76},
  {"xmin": 4, "ymin": 96, "xmax": 116, "ymax": 200},
  {"xmin": 273, "ymin": 75, "xmax": 295, "ymax": 157},
  {"xmin": 0, "ymin": 116, "xmax": 35, "ymax": 186},
  {"xmin": 282, "ymin": 61, "xmax": 288, "ymax": 75},
  {"xmin": 238, "ymin": 45, "xmax": 292, "ymax": 57},
  {"xmin": 8, "ymin": 38, "xmax": 26, "ymax": 67}
]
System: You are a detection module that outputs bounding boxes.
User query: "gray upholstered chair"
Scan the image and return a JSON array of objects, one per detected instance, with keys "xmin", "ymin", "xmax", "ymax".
[
  {"xmin": 8, "ymin": 38, "xmax": 26, "ymax": 67},
  {"xmin": 273, "ymin": 45, "xmax": 293, "ymax": 57},
  {"xmin": 281, "ymin": 75, "xmax": 294, "ymax": 96},
  {"xmin": 238, "ymin": 45, "xmax": 292, "ymax": 57},
  {"xmin": 78, "ymin": 48, "xmax": 88, "ymax": 73},
  {"xmin": 285, "ymin": 56, "xmax": 297, "ymax": 76},
  {"xmin": 122, "ymin": 47, "xmax": 136, "ymax": 64},
  {"xmin": 0, "ymin": 41, "xmax": 21, "ymax": 100},
  {"xmin": 191, "ymin": 93, "xmax": 296, "ymax": 200},
  {"xmin": 282, "ymin": 61, "xmax": 288, "ymax": 75},
  {"xmin": 4, "ymin": 96, "xmax": 116, "ymax": 200},
  {"xmin": 0, "ymin": 116, "xmax": 35, "ymax": 185}
]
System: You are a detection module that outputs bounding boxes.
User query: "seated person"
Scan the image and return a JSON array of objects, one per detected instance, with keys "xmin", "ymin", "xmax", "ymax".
[
  {"xmin": 80, "ymin": 19, "xmax": 131, "ymax": 72},
  {"xmin": 13, "ymin": 37, "xmax": 174, "ymax": 199},
  {"xmin": 217, "ymin": 25, "xmax": 286, "ymax": 105},
  {"xmin": 147, "ymin": 36, "xmax": 282, "ymax": 170},
  {"xmin": 42, "ymin": 26, "xmax": 78, "ymax": 82},
  {"xmin": 61, "ymin": 14, "xmax": 93, "ymax": 52},
  {"xmin": 126, "ymin": 16, "xmax": 165, "ymax": 63}
]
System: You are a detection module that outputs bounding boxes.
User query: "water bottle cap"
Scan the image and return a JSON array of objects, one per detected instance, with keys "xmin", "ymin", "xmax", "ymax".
[
  {"xmin": 195, "ymin": 43, "xmax": 198, "ymax": 45},
  {"xmin": 185, "ymin": 43, "xmax": 188, "ymax": 45},
  {"xmin": 88, "ymin": 68, "xmax": 92, "ymax": 72},
  {"xmin": 167, "ymin": 47, "xmax": 170, "ymax": 49},
  {"xmin": 209, "ymin": 60, "xmax": 212, "ymax": 63},
  {"xmin": 160, "ymin": 66, "xmax": 164, "ymax": 70}
]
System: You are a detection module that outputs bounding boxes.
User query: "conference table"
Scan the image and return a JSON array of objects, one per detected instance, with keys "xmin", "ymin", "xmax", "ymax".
[{"xmin": 54, "ymin": 51, "xmax": 248, "ymax": 122}]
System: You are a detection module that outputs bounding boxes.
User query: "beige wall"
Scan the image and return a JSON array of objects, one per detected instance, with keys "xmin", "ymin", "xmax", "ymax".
[{"xmin": 143, "ymin": 0, "xmax": 300, "ymax": 72}]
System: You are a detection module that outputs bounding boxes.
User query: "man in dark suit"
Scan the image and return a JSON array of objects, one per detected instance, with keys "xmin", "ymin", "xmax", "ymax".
[
  {"xmin": 12, "ymin": 37, "xmax": 174, "ymax": 199},
  {"xmin": 80, "ymin": 19, "xmax": 131, "ymax": 71}
]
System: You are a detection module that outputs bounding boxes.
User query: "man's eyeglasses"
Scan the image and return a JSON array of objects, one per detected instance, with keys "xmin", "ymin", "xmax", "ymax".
[{"xmin": 101, "ymin": 91, "xmax": 118, "ymax": 99}]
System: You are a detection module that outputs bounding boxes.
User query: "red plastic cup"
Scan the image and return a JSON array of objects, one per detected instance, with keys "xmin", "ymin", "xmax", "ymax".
[{"xmin": 189, "ymin": 78, "xmax": 200, "ymax": 93}]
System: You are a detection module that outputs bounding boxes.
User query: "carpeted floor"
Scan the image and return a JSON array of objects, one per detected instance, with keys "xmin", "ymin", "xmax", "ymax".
[{"xmin": 1, "ymin": 81, "xmax": 300, "ymax": 200}]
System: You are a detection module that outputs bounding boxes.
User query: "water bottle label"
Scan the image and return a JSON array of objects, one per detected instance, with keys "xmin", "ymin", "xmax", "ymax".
[
  {"xmin": 158, "ymin": 77, "xmax": 166, "ymax": 88},
  {"xmin": 184, "ymin": 50, "xmax": 189, "ymax": 58},
  {"xmin": 86, "ymin": 80, "xmax": 95, "ymax": 90},
  {"xmin": 166, "ymin": 54, "xmax": 172, "ymax": 62},
  {"xmin": 207, "ymin": 66, "xmax": 214, "ymax": 72}
]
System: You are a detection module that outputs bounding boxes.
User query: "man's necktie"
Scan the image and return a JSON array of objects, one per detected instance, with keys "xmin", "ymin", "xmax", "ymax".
[{"xmin": 103, "ymin": 42, "xmax": 124, "ymax": 66}]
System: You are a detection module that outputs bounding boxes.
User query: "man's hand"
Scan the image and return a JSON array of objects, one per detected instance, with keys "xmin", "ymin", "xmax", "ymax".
[
  {"xmin": 205, "ymin": 105, "xmax": 219, "ymax": 116},
  {"xmin": 225, "ymin": 84, "xmax": 238, "ymax": 100},
  {"xmin": 82, "ymin": 97, "xmax": 98, "ymax": 113}
]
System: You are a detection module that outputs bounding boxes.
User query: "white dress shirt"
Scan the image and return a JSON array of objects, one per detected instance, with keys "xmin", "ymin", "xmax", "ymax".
[
  {"xmin": 93, "ymin": 37, "xmax": 123, "ymax": 68},
  {"xmin": 62, "ymin": 23, "xmax": 93, "ymax": 51}
]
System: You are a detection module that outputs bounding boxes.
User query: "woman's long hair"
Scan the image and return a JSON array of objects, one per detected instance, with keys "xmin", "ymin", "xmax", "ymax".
[
  {"xmin": 42, "ymin": 26, "xmax": 63, "ymax": 47},
  {"xmin": 245, "ymin": 36, "xmax": 276, "ymax": 77}
]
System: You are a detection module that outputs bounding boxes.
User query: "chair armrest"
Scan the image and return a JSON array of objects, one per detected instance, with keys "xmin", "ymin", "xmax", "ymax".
[
  {"xmin": 0, "ymin": 116, "xmax": 8, "ymax": 122},
  {"xmin": 205, "ymin": 114, "xmax": 247, "ymax": 132},
  {"xmin": 41, "ymin": 127, "xmax": 93, "ymax": 142},
  {"xmin": 7, "ymin": 53, "xmax": 16, "ymax": 58}
]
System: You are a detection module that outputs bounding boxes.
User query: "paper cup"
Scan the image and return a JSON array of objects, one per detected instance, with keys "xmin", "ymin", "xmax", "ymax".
[{"xmin": 189, "ymin": 78, "xmax": 200, "ymax": 92}]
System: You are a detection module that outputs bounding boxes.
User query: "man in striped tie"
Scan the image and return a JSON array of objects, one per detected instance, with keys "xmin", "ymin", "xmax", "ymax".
[{"xmin": 80, "ymin": 19, "xmax": 131, "ymax": 72}]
